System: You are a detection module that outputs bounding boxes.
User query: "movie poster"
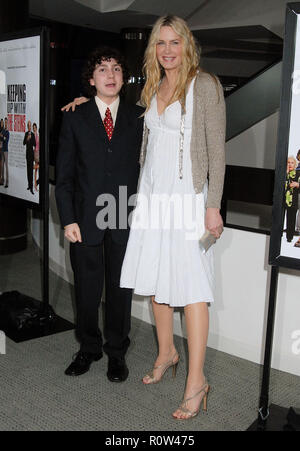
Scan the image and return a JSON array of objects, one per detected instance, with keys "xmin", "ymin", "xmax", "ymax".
[
  {"xmin": 269, "ymin": 3, "xmax": 300, "ymax": 269},
  {"xmin": 279, "ymin": 11, "xmax": 300, "ymax": 259},
  {"xmin": 0, "ymin": 35, "xmax": 40, "ymax": 204}
]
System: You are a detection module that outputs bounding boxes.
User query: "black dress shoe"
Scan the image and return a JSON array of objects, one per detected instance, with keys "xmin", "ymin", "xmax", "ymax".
[
  {"xmin": 107, "ymin": 357, "xmax": 129, "ymax": 382},
  {"xmin": 65, "ymin": 351, "xmax": 103, "ymax": 376}
]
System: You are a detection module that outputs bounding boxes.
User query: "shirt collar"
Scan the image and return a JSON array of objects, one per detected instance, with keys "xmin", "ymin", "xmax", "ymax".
[{"xmin": 95, "ymin": 96, "xmax": 120, "ymax": 124}]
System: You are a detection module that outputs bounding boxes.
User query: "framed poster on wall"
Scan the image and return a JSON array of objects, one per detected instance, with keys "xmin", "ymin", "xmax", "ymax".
[
  {"xmin": 0, "ymin": 28, "xmax": 48, "ymax": 208},
  {"xmin": 270, "ymin": 2, "xmax": 300, "ymax": 270}
]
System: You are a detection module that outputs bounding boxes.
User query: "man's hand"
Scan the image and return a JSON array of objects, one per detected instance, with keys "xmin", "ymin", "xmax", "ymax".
[
  {"xmin": 61, "ymin": 97, "xmax": 89, "ymax": 112},
  {"xmin": 64, "ymin": 223, "xmax": 82, "ymax": 243},
  {"xmin": 205, "ymin": 208, "xmax": 223, "ymax": 239}
]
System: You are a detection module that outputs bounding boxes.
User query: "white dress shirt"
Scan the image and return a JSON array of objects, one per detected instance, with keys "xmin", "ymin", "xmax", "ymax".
[{"xmin": 95, "ymin": 96, "xmax": 120, "ymax": 126}]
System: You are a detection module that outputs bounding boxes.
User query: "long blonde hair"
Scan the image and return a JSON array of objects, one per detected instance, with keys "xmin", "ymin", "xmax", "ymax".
[{"xmin": 141, "ymin": 15, "xmax": 201, "ymax": 111}]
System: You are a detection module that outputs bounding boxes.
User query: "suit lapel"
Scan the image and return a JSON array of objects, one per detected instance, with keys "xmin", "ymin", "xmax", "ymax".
[
  {"xmin": 110, "ymin": 99, "xmax": 128, "ymax": 144},
  {"xmin": 81, "ymin": 97, "xmax": 131, "ymax": 145},
  {"xmin": 82, "ymin": 97, "xmax": 110, "ymax": 145}
]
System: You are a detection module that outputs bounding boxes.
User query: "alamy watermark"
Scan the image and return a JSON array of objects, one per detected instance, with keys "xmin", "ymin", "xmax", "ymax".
[
  {"xmin": 0, "ymin": 331, "xmax": 6, "ymax": 355},
  {"xmin": 95, "ymin": 186, "xmax": 205, "ymax": 240}
]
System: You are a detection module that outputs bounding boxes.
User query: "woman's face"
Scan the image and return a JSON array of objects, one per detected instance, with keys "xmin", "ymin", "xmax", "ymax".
[
  {"xmin": 156, "ymin": 26, "xmax": 183, "ymax": 72},
  {"xmin": 33, "ymin": 124, "xmax": 37, "ymax": 133},
  {"xmin": 288, "ymin": 158, "xmax": 296, "ymax": 172}
]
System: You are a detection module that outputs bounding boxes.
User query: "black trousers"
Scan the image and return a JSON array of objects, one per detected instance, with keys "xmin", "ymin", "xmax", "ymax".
[
  {"xmin": 286, "ymin": 207, "xmax": 298, "ymax": 241},
  {"xmin": 26, "ymin": 149, "xmax": 34, "ymax": 190},
  {"xmin": 69, "ymin": 229, "xmax": 132, "ymax": 358}
]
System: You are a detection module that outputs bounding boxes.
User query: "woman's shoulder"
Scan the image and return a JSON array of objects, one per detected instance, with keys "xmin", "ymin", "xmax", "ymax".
[
  {"xmin": 195, "ymin": 70, "xmax": 220, "ymax": 88},
  {"xmin": 194, "ymin": 70, "xmax": 223, "ymax": 102}
]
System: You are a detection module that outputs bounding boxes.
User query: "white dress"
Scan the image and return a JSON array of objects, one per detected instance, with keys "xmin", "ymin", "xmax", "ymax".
[{"xmin": 120, "ymin": 78, "xmax": 215, "ymax": 307}]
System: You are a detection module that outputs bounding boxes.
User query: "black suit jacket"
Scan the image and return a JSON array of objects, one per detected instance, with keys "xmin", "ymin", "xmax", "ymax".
[
  {"xmin": 55, "ymin": 97, "xmax": 144, "ymax": 245},
  {"xmin": 23, "ymin": 131, "xmax": 36, "ymax": 157}
]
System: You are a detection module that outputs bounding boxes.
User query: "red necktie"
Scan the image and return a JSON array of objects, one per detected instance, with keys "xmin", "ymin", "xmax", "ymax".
[{"xmin": 103, "ymin": 107, "xmax": 114, "ymax": 140}]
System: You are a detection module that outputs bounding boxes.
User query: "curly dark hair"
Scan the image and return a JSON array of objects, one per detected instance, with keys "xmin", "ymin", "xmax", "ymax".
[{"xmin": 82, "ymin": 46, "xmax": 129, "ymax": 98}]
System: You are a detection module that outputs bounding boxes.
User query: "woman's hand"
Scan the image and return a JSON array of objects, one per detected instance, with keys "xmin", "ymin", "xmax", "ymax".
[
  {"xmin": 290, "ymin": 181, "xmax": 299, "ymax": 189},
  {"xmin": 61, "ymin": 97, "xmax": 89, "ymax": 112},
  {"xmin": 205, "ymin": 207, "xmax": 223, "ymax": 239}
]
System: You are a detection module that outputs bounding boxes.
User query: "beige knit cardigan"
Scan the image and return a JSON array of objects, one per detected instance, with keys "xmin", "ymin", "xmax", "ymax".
[{"xmin": 139, "ymin": 71, "xmax": 226, "ymax": 209}]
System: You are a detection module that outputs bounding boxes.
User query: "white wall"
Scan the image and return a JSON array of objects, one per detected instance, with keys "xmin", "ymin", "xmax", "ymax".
[
  {"xmin": 31, "ymin": 184, "xmax": 300, "ymax": 376},
  {"xmin": 225, "ymin": 111, "xmax": 279, "ymax": 169}
]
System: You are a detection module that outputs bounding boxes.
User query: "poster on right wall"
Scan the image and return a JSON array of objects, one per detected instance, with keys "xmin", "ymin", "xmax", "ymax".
[{"xmin": 270, "ymin": 2, "xmax": 300, "ymax": 270}]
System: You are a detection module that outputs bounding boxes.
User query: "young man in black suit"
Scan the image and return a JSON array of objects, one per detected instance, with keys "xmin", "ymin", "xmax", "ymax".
[{"xmin": 55, "ymin": 47, "xmax": 144, "ymax": 381}]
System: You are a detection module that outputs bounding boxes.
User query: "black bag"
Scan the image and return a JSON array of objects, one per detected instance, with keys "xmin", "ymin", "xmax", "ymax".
[
  {"xmin": 286, "ymin": 407, "xmax": 300, "ymax": 431},
  {"xmin": 0, "ymin": 291, "xmax": 56, "ymax": 331}
]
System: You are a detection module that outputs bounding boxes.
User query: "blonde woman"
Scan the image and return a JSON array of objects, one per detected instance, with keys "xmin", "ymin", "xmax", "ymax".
[{"xmin": 120, "ymin": 15, "xmax": 226, "ymax": 420}]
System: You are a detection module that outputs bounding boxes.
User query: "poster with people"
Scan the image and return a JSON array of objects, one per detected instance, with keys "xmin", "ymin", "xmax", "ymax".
[
  {"xmin": 0, "ymin": 34, "xmax": 40, "ymax": 204},
  {"xmin": 270, "ymin": 3, "xmax": 300, "ymax": 269},
  {"xmin": 281, "ymin": 154, "xmax": 300, "ymax": 255}
]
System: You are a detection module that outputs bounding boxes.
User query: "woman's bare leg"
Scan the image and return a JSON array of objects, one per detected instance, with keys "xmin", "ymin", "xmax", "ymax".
[
  {"xmin": 143, "ymin": 297, "xmax": 178, "ymax": 383},
  {"xmin": 173, "ymin": 302, "xmax": 209, "ymax": 418}
]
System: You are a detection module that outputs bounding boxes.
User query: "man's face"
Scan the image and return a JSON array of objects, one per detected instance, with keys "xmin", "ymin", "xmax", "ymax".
[
  {"xmin": 4, "ymin": 119, "xmax": 7, "ymax": 129},
  {"xmin": 89, "ymin": 58, "xmax": 123, "ymax": 104},
  {"xmin": 27, "ymin": 121, "xmax": 31, "ymax": 132}
]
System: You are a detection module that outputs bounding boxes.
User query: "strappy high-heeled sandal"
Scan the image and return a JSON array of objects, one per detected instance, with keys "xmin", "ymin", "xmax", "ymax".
[
  {"xmin": 173, "ymin": 380, "xmax": 210, "ymax": 420},
  {"xmin": 142, "ymin": 352, "xmax": 180, "ymax": 384}
]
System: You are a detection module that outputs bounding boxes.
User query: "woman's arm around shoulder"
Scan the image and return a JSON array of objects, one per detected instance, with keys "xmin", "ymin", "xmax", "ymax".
[{"xmin": 61, "ymin": 96, "xmax": 90, "ymax": 112}]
